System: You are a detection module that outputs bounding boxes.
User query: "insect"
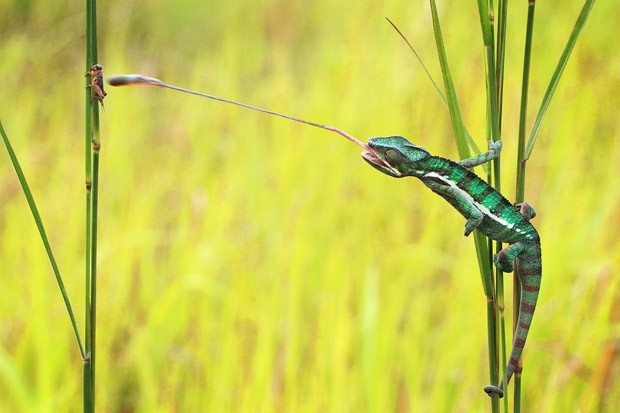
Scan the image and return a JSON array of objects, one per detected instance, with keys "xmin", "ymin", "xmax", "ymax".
[{"xmin": 85, "ymin": 64, "xmax": 107, "ymax": 106}]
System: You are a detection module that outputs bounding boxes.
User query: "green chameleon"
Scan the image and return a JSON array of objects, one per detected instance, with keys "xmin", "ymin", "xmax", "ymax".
[{"xmin": 362, "ymin": 136, "xmax": 542, "ymax": 398}]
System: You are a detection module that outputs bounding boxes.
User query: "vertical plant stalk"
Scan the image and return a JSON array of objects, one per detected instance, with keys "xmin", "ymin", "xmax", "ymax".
[
  {"xmin": 476, "ymin": 0, "xmax": 506, "ymax": 409},
  {"xmin": 495, "ymin": 0, "xmax": 508, "ymax": 133},
  {"xmin": 84, "ymin": 0, "xmax": 101, "ymax": 411},
  {"xmin": 427, "ymin": 0, "xmax": 494, "ymax": 281},
  {"xmin": 514, "ymin": 0, "xmax": 595, "ymax": 409},
  {"xmin": 494, "ymin": 4, "xmax": 510, "ymax": 411},
  {"xmin": 493, "ymin": 4, "xmax": 511, "ymax": 410},
  {"xmin": 83, "ymin": 0, "xmax": 93, "ymax": 407},
  {"xmin": 429, "ymin": 2, "xmax": 497, "ymax": 410},
  {"xmin": 514, "ymin": 2, "xmax": 536, "ymax": 409}
]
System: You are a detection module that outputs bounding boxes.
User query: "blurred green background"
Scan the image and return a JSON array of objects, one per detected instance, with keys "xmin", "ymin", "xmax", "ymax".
[{"xmin": 1, "ymin": 0, "xmax": 618, "ymax": 411}]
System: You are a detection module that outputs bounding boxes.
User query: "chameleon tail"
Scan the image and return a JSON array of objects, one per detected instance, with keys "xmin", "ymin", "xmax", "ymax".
[{"xmin": 485, "ymin": 244, "xmax": 542, "ymax": 398}]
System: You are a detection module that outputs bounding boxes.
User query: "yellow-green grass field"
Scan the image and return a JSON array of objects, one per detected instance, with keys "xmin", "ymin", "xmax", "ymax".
[{"xmin": 1, "ymin": 0, "xmax": 618, "ymax": 411}]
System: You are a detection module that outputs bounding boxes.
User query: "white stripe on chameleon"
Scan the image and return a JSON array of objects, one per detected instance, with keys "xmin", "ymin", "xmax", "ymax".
[{"xmin": 422, "ymin": 171, "xmax": 529, "ymax": 234}]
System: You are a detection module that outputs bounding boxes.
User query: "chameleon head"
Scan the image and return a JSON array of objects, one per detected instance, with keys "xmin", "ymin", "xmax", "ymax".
[{"xmin": 362, "ymin": 136, "xmax": 430, "ymax": 178}]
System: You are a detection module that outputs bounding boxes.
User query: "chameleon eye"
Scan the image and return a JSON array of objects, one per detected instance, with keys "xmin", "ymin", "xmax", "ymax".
[{"xmin": 385, "ymin": 148, "xmax": 401, "ymax": 163}]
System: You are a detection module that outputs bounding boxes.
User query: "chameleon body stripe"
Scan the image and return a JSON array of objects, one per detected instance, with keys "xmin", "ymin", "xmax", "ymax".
[{"xmin": 422, "ymin": 171, "xmax": 518, "ymax": 231}]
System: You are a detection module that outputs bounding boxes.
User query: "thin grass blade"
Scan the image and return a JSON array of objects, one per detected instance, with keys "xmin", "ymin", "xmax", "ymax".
[
  {"xmin": 428, "ymin": 0, "xmax": 470, "ymax": 161},
  {"xmin": 524, "ymin": 0, "xmax": 595, "ymax": 160},
  {"xmin": 428, "ymin": 0, "xmax": 495, "ymax": 292},
  {"xmin": 385, "ymin": 18, "xmax": 485, "ymax": 168},
  {"xmin": 0, "ymin": 119, "xmax": 85, "ymax": 358},
  {"xmin": 429, "ymin": 2, "xmax": 499, "ymax": 408}
]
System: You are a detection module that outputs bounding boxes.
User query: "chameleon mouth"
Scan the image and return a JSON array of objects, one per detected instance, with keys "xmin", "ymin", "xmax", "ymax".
[
  {"xmin": 361, "ymin": 150, "xmax": 402, "ymax": 177},
  {"xmin": 361, "ymin": 150, "xmax": 383, "ymax": 165}
]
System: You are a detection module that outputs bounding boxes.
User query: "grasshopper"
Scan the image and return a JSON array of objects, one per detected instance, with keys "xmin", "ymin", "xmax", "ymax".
[{"xmin": 85, "ymin": 64, "xmax": 107, "ymax": 106}]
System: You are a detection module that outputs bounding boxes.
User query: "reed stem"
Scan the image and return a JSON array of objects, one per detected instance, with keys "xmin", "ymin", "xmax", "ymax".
[{"xmin": 84, "ymin": 0, "xmax": 101, "ymax": 411}]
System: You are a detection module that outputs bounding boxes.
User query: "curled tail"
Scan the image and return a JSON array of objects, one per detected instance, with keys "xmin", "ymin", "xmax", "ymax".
[{"xmin": 485, "ymin": 242, "xmax": 542, "ymax": 398}]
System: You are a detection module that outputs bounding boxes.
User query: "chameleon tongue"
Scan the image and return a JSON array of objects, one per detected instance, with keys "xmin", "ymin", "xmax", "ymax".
[{"xmin": 108, "ymin": 74, "xmax": 400, "ymax": 175}]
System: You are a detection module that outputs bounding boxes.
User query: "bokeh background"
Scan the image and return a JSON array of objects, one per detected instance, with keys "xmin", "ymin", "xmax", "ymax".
[{"xmin": 1, "ymin": 0, "xmax": 618, "ymax": 411}]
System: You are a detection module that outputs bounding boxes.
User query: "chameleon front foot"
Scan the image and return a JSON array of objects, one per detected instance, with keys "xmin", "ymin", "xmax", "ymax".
[
  {"xmin": 488, "ymin": 139, "xmax": 502, "ymax": 155},
  {"xmin": 463, "ymin": 213, "xmax": 483, "ymax": 237},
  {"xmin": 483, "ymin": 385, "xmax": 504, "ymax": 398},
  {"xmin": 457, "ymin": 140, "xmax": 502, "ymax": 168}
]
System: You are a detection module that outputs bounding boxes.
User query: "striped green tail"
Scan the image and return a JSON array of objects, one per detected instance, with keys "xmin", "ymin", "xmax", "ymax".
[
  {"xmin": 486, "ymin": 242, "xmax": 542, "ymax": 398},
  {"xmin": 506, "ymin": 244, "xmax": 542, "ymax": 384}
]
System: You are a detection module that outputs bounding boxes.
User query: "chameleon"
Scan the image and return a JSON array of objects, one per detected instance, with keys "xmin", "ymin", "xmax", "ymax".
[{"xmin": 361, "ymin": 136, "xmax": 541, "ymax": 398}]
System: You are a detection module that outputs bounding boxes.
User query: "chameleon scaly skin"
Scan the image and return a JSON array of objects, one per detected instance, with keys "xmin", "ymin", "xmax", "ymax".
[{"xmin": 362, "ymin": 136, "xmax": 541, "ymax": 398}]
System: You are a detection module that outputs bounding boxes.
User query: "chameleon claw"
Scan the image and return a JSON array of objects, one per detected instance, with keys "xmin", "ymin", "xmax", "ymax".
[
  {"xmin": 483, "ymin": 385, "xmax": 504, "ymax": 398},
  {"xmin": 493, "ymin": 252, "xmax": 514, "ymax": 273},
  {"xmin": 488, "ymin": 139, "xmax": 503, "ymax": 154},
  {"xmin": 515, "ymin": 202, "xmax": 536, "ymax": 220},
  {"xmin": 463, "ymin": 214, "xmax": 483, "ymax": 237}
]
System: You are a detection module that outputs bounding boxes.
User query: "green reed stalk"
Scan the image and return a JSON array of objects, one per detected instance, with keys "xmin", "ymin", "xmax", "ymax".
[
  {"xmin": 477, "ymin": 1, "xmax": 511, "ymax": 411},
  {"xmin": 492, "ymin": 0, "xmax": 511, "ymax": 410},
  {"xmin": 495, "ymin": 0, "xmax": 507, "ymax": 131},
  {"xmin": 84, "ymin": 0, "xmax": 93, "ymax": 408},
  {"xmin": 478, "ymin": 0, "xmax": 513, "ymax": 409},
  {"xmin": 428, "ymin": 2, "xmax": 498, "ymax": 411},
  {"xmin": 513, "ymin": 2, "xmax": 536, "ymax": 410},
  {"xmin": 514, "ymin": 0, "xmax": 595, "ymax": 409},
  {"xmin": 84, "ymin": 0, "xmax": 101, "ymax": 411}
]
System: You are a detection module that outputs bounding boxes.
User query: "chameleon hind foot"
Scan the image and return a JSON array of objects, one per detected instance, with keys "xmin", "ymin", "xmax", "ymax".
[
  {"xmin": 515, "ymin": 202, "xmax": 536, "ymax": 220},
  {"xmin": 484, "ymin": 385, "xmax": 504, "ymax": 398},
  {"xmin": 515, "ymin": 202, "xmax": 536, "ymax": 221},
  {"xmin": 494, "ymin": 252, "xmax": 514, "ymax": 272},
  {"xmin": 494, "ymin": 242, "xmax": 526, "ymax": 273}
]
